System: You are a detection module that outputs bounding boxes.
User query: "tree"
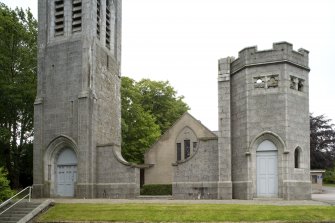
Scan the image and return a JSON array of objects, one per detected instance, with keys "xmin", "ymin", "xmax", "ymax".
[
  {"xmin": 136, "ymin": 79, "xmax": 190, "ymax": 133},
  {"xmin": 310, "ymin": 114, "xmax": 335, "ymax": 170},
  {"xmin": 0, "ymin": 167, "xmax": 13, "ymax": 202},
  {"xmin": 121, "ymin": 77, "xmax": 189, "ymax": 163},
  {"xmin": 0, "ymin": 4, "xmax": 37, "ymax": 188},
  {"xmin": 121, "ymin": 77, "xmax": 161, "ymax": 163}
]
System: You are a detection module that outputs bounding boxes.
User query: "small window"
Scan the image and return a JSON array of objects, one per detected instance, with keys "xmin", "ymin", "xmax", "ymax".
[
  {"xmin": 294, "ymin": 147, "xmax": 301, "ymax": 168},
  {"xmin": 254, "ymin": 77, "xmax": 265, "ymax": 88},
  {"xmin": 193, "ymin": 142, "xmax": 197, "ymax": 151},
  {"xmin": 298, "ymin": 79, "xmax": 304, "ymax": 92},
  {"xmin": 184, "ymin": 140, "xmax": 190, "ymax": 159},
  {"xmin": 267, "ymin": 76, "xmax": 278, "ymax": 88},
  {"xmin": 176, "ymin": 143, "xmax": 181, "ymax": 161},
  {"xmin": 290, "ymin": 76, "xmax": 297, "ymax": 90}
]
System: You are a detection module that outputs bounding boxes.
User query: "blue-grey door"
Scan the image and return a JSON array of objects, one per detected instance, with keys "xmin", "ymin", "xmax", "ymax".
[
  {"xmin": 256, "ymin": 140, "xmax": 278, "ymax": 197},
  {"xmin": 57, "ymin": 165, "xmax": 77, "ymax": 197},
  {"xmin": 56, "ymin": 148, "xmax": 77, "ymax": 197}
]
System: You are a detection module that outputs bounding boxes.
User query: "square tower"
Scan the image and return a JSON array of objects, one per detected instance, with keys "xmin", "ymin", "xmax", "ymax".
[
  {"xmin": 218, "ymin": 42, "xmax": 311, "ymax": 200},
  {"xmin": 33, "ymin": 0, "xmax": 139, "ymax": 198}
]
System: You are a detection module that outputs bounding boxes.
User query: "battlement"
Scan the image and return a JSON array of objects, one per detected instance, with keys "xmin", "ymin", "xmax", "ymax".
[{"xmin": 230, "ymin": 42, "xmax": 309, "ymax": 74}]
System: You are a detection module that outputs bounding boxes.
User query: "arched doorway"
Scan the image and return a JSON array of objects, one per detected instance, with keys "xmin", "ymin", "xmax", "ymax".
[
  {"xmin": 56, "ymin": 148, "xmax": 77, "ymax": 197},
  {"xmin": 256, "ymin": 140, "xmax": 278, "ymax": 197}
]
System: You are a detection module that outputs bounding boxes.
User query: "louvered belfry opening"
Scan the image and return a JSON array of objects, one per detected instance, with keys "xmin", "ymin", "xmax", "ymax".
[
  {"xmin": 72, "ymin": 0, "xmax": 82, "ymax": 32},
  {"xmin": 54, "ymin": 0, "xmax": 64, "ymax": 36},
  {"xmin": 97, "ymin": 0, "xmax": 101, "ymax": 38},
  {"xmin": 106, "ymin": 0, "xmax": 111, "ymax": 49}
]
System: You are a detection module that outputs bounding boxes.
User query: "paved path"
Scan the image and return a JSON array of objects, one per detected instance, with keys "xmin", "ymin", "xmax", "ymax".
[
  {"xmin": 33, "ymin": 198, "xmax": 329, "ymax": 206},
  {"xmin": 312, "ymin": 186, "xmax": 335, "ymax": 205},
  {"xmin": 32, "ymin": 186, "xmax": 335, "ymax": 206}
]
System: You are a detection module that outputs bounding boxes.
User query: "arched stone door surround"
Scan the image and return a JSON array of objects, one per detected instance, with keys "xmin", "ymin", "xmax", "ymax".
[
  {"xmin": 248, "ymin": 131, "xmax": 287, "ymax": 199},
  {"xmin": 44, "ymin": 135, "xmax": 79, "ymax": 197}
]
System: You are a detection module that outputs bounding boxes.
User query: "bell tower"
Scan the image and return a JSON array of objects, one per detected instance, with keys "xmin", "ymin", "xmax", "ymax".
[{"xmin": 33, "ymin": 0, "xmax": 139, "ymax": 198}]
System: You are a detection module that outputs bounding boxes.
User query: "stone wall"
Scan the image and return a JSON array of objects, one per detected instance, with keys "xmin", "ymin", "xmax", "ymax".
[
  {"xmin": 217, "ymin": 58, "xmax": 233, "ymax": 199},
  {"xmin": 94, "ymin": 144, "xmax": 139, "ymax": 199},
  {"xmin": 173, "ymin": 139, "xmax": 219, "ymax": 199}
]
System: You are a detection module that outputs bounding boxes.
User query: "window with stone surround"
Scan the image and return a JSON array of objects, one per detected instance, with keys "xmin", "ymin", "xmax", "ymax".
[
  {"xmin": 294, "ymin": 147, "xmax": 302, "ymax": 168},
  {"xmin": 54, "ymin": 0, "xmax": 64, "ymax": 36},
  {"xmin": 290, "ymin": 76, "xmax": 305, "ymax": 92},
  {"xmin": 254, "ymin": 75, "xmax": 278, "ymax": 89},
  {"xmin": 72, "ymin": 0, "xmax": 82, "ymax": 32}
]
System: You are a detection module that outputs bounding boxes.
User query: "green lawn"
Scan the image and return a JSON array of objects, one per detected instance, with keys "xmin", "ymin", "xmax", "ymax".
[
  {"xmin": 37, "ymin": 203, "xmax": 335, "ymax": 222},
  {"xmin": 324, "ymin": 183, "xmax": 335, "ymax": 188}
]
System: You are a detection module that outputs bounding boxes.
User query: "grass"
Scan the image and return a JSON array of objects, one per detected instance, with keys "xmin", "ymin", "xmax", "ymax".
[
  {"xmin": 324, "ymin": 183, "xmax": 335, "ymax": 187},
  {"xmin": 37, "ymin": 203, "xmax": 335, "ymax": 222}
]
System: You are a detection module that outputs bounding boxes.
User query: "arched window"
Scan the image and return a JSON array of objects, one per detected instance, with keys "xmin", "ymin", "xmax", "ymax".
[
  {"xmin": 176, "ymin": 127, "xmax": 198, "ymax": 161},
  {"xmin": 294, "ymin": 147, "xmax": 302, "ymax": 168}
]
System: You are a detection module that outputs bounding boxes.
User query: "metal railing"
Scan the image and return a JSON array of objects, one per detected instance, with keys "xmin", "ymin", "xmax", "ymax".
[{"xmin": 0, "ymin": 186, "xmax": 32, "ymax": 216}]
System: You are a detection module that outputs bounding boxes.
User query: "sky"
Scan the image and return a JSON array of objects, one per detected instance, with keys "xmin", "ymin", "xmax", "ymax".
[{"xmin": 2, "ymin": 0, "xmax": 335, "ymax": 130}]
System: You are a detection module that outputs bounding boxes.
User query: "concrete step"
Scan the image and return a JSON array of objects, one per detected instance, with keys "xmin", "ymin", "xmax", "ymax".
[
  {"xmin": 0, "ymin": 216, "xmax": 26, "ymax": 222},
  {"xmin": 0, "ymin": 220, "xmax": 17, "ymax": 223},
  {"xmin": 0, "ymin": 201, "xmax": 42, "ymax": 223},
  {"xmin": 137, "ymin": 195, "xmax": 173, "ymax": 200}
]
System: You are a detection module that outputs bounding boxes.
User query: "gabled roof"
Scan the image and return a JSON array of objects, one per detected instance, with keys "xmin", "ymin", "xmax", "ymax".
[{"xmin": 144, "ymin": 112, "xmax": 217, "ymax": 156}]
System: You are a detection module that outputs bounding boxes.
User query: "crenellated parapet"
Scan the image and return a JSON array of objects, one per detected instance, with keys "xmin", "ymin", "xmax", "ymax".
[{"xmin": 230, "ymin": 42, "xmax": 309, "ymax": 74}]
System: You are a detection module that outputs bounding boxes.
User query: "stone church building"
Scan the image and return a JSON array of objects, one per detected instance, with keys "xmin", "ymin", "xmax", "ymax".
[{"xmin": 33, "ymin": 0, "xmax": 311, "ymax": 200}]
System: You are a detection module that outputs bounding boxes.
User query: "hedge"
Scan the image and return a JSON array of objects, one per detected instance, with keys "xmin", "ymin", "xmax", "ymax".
[{"xmin": 140, "ymin": 184, "xmax": 172, "ymax": 195}]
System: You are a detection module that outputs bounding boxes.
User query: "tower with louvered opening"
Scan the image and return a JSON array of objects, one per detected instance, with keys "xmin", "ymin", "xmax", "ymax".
[{"xmin": 34, "ymin": 0, "xmax": 139, "ymax": 198}]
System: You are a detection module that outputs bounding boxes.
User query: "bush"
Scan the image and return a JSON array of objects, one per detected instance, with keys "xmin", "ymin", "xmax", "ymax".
[
  {"xmin": 140, "ymin": 184, "xmax": 172, "ymax": 195},
  {"xmin": 324, "ymin": 168, "xmax": 335, "ymax": 184},
  {"xmin": 0, "ymin": 167, "xmax": 14, "ymax": 202}
]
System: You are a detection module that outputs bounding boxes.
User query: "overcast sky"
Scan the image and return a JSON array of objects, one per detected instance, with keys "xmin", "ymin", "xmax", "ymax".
[{"xmin": 2, "ymin": 0, "xmax": 335, "ymax": 130}]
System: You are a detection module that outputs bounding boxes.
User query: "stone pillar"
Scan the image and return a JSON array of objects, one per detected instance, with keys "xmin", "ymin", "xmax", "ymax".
[{"xmin": 217, "ymin": 57, "xmax": 234, "ymax": 199}]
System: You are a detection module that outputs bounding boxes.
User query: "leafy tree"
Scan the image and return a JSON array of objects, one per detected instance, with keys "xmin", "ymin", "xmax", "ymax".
[
  {"xmin": 121, "ymin": 77, "xmax": 161, "ymax": 163},
  {"xmin": 121, "ymin": 77, "xmax": 189, "ymax": 163},
  {"xmin": 310, "ymin": 114, "xmax": 335, "ymax": 170},
  {"xmin": 323, "ymin": 168, "xmax": 335, "ymax": 184},
  {"xmin": 136, "ymin": 79, "xmax": 189, "ymax": 133},
  {"xmin": 0, "ymin": 167, "xmax": 14, "ymax": 202},
  {"xmin": 0, "ymin": 4, "xmax": 37, "ymax": 188}
]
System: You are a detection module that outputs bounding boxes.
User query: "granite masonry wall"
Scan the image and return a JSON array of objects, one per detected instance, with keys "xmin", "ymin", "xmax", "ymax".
[
  {"xmin": 34, "ymin": 0, "xmax": 139, "ymax": 198},
  {"xmin": 173, "ymin": 139, "xmax": 219, "ymax": 199},
  {"xmin": 222, "ymin": 42, "xmax": 311, "ymax": 200}
]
